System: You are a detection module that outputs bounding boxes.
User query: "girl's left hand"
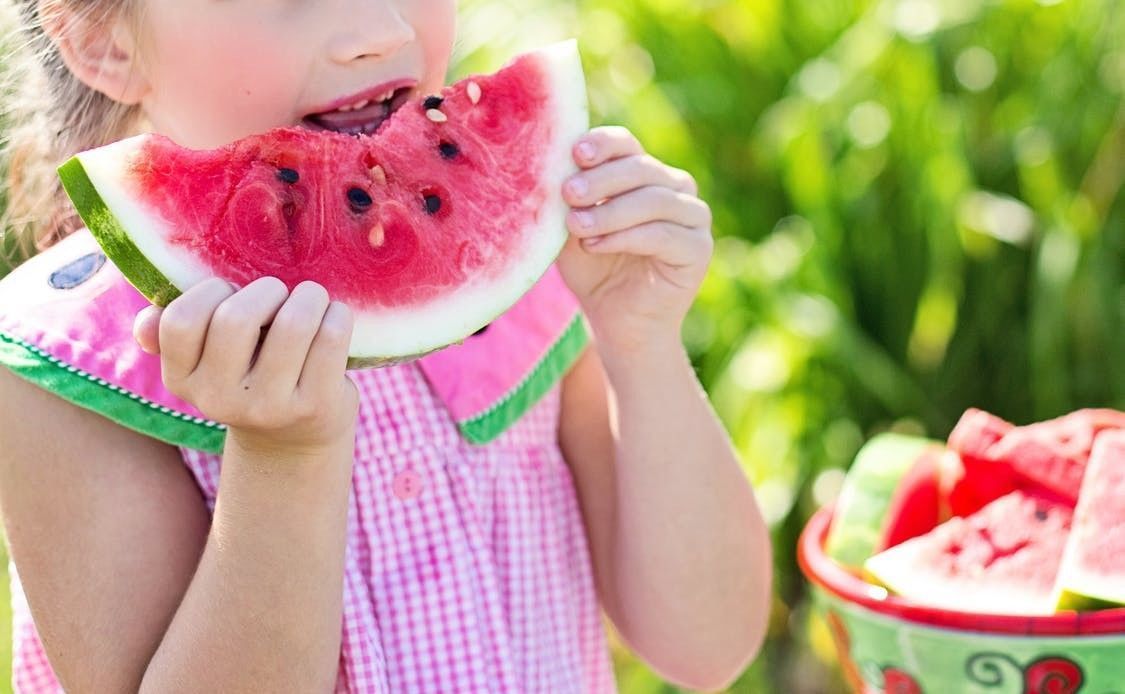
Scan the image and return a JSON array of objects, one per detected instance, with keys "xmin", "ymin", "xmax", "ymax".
[{"xmin": 557, "ymin": 126, "xmax": 713, "ymax": 357}]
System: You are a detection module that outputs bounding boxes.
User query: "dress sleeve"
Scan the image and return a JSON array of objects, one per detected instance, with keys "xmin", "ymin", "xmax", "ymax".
[{"xmin": 0, "ymin": 230, "xmax": 226, "ymax": 453}]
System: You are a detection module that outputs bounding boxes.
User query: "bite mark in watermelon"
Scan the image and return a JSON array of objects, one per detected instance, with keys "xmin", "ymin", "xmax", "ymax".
[
  {"xmin": 58, "ymin": 41, "xmax": 589, "ymax": 366},
  {"xmin": 1054, "ymin": 431, "xmax": 1125, "ymax": 610},
  {"xmin": 864, "ymin": 491, "xmax": 1073, "ymax": 616}
]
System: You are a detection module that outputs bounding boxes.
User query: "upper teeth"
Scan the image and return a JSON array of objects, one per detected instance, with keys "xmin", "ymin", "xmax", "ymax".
[
  {"xmin": 336, "ymin": 87, "xmax": 400, "ymax": 113},
  {"xmin": 338, "ymin": 99, "xmax": 371, "ymax": 113}
]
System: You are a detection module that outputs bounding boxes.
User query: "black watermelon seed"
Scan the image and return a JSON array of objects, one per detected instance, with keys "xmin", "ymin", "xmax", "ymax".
[
  {"xmin": 1035, "ymin": 508, "xmax": 1049, "ymax": 521},
  {"xmin": 473, "ymin": 324, "xmax": 490, "ymax": 336},
  {"xmin": 348, "ymin": 187, "xmax": 373, "ymax": 210},
  {"xmin": 423, "ymin": 95, "xmax": 444, "ymax": 110},
  {"xmin": 424, "ymin": 194, "xmax": 442, "ymax": 215},
  {"xmin": 439, "ymin": 142, "xmax": 460, "ymax": 160},
  {"xmin": 277, "ymin": 168, "xmax": 299, "ymax": 184}
]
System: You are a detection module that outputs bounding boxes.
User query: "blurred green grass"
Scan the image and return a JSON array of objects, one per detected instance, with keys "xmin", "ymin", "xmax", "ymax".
[
  {"xmin": 453, "ymin": 0, "xmax": 1124, "ymax": 690},
  {"xmin": 1, "ymin": 0, "xmax": 1123, "ymax": 692}
]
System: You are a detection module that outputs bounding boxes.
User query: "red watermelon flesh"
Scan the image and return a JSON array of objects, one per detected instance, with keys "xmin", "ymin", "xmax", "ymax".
[
  {"xmin": 1055, "ymin": 431, "xmax": 1125, "ymax": 608},
  {"xmin": 944, "ymin": 408, "xmax": 1125, "ymax": 514},
  {"xmin": 58, "ymin": 42, "xmax": 588, "ymax": 364},
  {"xmin": 864, "ymin": 491, "xmax": 1073, "ymax": 615},
  {"xmin": 879, "ymin": 446, "xmax": 944, "ymax": 549},
  {"xmin": 947, "ymin": 408, "xmax": 1013, "ymax": 457},
  {"xmin": 132, "ymin": 66, "xmax": 551, "ymax": 308},
  {"xmin": 1007, "ymin": 409, "xmax": 1125, "ymax": 462},
  {"xmin": 946, "ymin": 409, "xmax": 1022, "ymax": 515}
]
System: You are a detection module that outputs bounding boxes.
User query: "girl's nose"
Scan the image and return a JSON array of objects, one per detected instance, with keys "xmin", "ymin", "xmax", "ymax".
[{"xmin": 327, "ymin": 1, "xmax": 416, "ymax": 63}]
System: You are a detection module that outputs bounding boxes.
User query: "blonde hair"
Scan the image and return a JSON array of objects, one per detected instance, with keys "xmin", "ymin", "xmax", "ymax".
[{"xmin": 1, "ymin": 0, "xmax": 141, "ymax": 268}]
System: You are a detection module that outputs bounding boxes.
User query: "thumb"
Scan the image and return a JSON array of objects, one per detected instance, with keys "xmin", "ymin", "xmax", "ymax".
[{"xmin": 133, "ymin": 305, "xmax": 163, "ymax": 355}]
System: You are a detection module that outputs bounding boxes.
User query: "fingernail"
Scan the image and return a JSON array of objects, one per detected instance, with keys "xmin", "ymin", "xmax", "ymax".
[
  {"xmin": 577, "ymin": 141, "xmax": 596, "ymax": 161},
  {"xmin": 567, "ymin": 177, "xmax": 588, "ymax": 197},
  {"xmin": 573, "ymin": 211, "xmax": 594, "ymax": 230}
]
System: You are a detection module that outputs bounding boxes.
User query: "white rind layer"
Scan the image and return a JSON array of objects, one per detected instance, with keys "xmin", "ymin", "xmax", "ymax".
[
  {"xmin": 77, "ymin": 136, "xmax": 216, "ymax": 292},
  {"xmin": 74, "ymin": 41, "xmax": 588, "ymax": 360}
]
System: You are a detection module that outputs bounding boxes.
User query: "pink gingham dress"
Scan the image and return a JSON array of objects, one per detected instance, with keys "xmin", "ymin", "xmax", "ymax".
[{"xmin": 0, "ymin": 231, "xmax": 617, "ymax": 693}]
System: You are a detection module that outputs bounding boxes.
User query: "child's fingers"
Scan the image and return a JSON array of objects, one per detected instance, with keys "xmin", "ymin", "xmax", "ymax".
[
  {"xmin": 566, "ymin": 186, "xmax": 711, "ymax": 239},
  {"xmin": 582, "ymin": 221, "xmax": 712, "ymax": 268},
  {"xmin": 297, "ymin": 301, "xmax": 354, "ymax": 399},
  {"xmin": 573, "ymin": 126, "xmax": 644, "ymax": 169},
  {"xmin": 562, "ymin": 154, "xmax": 697, "ymax": 208},
  {"xmin": 247, "ymin": 281, "xmax": 331, "ymax": 394},
  {"xmin": 197, "ymin": 276, "xmax": 290, "ymax": 384},
  {"xmin": 133, "ymin": 305, "xmax": 163, "ymax": 355},
  {"xmin": 159, "ymin": 278, "xmax": 236, "ymax": 388}
]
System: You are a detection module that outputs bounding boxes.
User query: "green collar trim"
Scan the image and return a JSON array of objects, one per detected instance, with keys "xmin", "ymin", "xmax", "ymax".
[
  {"xmin": 459, "ymin": 313, "xmax": 588, "ymax": 445},
  {"xmin": 0, "ymin": 314, "xmax": 587, "ymax": 452},
  {"xmin": 0, "ymin": 330, "xmax": 226, "ymax": 453}
]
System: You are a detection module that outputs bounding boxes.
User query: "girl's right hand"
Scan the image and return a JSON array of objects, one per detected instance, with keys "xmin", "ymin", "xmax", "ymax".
[{"xmin": 133, "ymin": 277, "xmax": 359, "ymax": 457}]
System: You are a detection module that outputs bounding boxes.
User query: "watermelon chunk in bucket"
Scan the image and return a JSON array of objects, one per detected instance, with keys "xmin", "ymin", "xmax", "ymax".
[
  {"xmin": 58, "ymin": 42, "xmax": 589, "ymax": 366},
  {"xmin": 824, "ymin": 434, "xmax": 944, "ymax": 569},
  {"xmin": 864, "ymin": 491, "xmax": 1073, "ymax": 616},
  {"xmin": 1054, "ymin": 431, "xmax": 1125, "ymax": 609}
]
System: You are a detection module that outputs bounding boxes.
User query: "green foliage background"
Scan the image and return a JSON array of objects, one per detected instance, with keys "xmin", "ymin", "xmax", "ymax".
[
  {"xmin": 454, "ymin": 0, "xmax": 1124, "ymax": 690},
  {"xmin": 1, "ymin": 0, "xmax": 1124, "ymax": 691}
]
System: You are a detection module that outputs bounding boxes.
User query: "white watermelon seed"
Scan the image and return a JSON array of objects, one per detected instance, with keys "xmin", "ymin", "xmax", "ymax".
[
  {"xmin": 370, "ymin": 165, "xmax": 386, "ymax": 184},
  {"xmin": 467, "ymin": 81, "xmax": 481, "ymax": 105},
  {"xmin": 368, "ymin": 222, "xmax": 385, "ymax": 248},
  {"xmin": 426, "ymin": 109, "xmax": 448, "ymax": 123}
]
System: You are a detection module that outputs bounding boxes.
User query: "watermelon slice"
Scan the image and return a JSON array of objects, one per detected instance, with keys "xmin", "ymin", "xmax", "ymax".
[
  {"xmin": 824, "ymin": 434, "xmax": 944, "ymax": 569},
  {"xmin": 946, "ymin": 408, "xmax": 1125, "ymax": 513},
  {"xmin": 1054, "ymin": 431, "xmax": 1125, "ymax": 609},
  {"xmin": 57, "ymin": 42, "xmax": 589, "ymax": 366},
  {"xmin": 864, "ymin": 491, "xmax": 1073, "ymax": 615}
]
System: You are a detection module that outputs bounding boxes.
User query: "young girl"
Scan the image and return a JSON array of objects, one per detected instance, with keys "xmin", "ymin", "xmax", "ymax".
[{"xmin": 0, "ymin": 0, "xmax": 770, "ymax": 691}]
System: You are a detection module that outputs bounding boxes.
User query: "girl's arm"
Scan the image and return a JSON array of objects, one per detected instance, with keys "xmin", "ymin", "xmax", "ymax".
[
  {"xmin": 560, "ymin": 344, "xmax": 771, "ymax": 692},
  {"xmin": 0, "ymin": 278, "xmax": 358, "ymax": 693},
  {"xmin": 555, "ymin": 126, "xmax": 771, "ymax": 690},
  {"xmin": 0, "ymin": 368, "xmax": 209, "ymax": 693}
]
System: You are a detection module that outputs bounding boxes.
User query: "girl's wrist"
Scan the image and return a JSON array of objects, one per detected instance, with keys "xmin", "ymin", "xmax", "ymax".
[
  {"xmin": 594, "ymin": 330, "xmax": 692, "ymax": 389},
  {"xmin": 585, "ymin": 313, "xmax": 685, "ymax": 359},
  {"xmin": 224, "ymin": 426, "xmax": 356, "ymax": 478}
]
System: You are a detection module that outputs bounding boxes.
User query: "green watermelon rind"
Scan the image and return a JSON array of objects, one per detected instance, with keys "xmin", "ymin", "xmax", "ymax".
[
  {"xmin": 1055, "ymin": 589, "xmax": 1120, "ymax": 612},
  {"xmin": 58, "ymin": 156, "xmax": 183, "ymax": 307},
  {"xmin": 825, "ymin": 433, "xmax": 940, "ymax": 568}
]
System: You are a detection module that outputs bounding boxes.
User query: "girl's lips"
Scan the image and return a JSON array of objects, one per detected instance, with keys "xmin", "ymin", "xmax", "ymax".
[{"xmin": 303, "ymin": 85, "xmax": 416, "ymax": 135}]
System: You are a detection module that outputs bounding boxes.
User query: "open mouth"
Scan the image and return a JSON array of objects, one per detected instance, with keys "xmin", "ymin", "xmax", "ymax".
[{"xmin": 302, "ymin": 85, "xmax": 415, "ymax": 136}]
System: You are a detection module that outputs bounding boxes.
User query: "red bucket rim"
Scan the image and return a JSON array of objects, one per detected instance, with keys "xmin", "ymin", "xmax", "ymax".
[{"xmin": 797, "ymin": 506, "xmax": 1125, "ymax": 636}]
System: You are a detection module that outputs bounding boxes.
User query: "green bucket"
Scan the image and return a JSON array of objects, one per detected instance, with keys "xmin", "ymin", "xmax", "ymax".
[{"xmin": 798, "ymin": 507, "xmax": 1125, "ymax": 693}]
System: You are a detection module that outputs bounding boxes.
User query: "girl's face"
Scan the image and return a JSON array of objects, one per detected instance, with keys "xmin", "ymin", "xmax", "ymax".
[{"xmin": 132, "ymin": 0, "xmax": 457, "ymax": 149}]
